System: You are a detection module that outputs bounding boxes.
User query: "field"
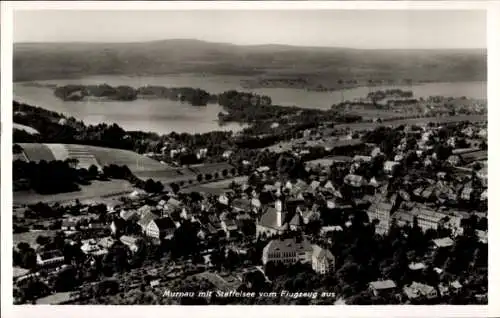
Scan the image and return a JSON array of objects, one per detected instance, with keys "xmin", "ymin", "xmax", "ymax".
[
  {"xmin": 182, "ymin": 176, "xmax": 248, "ymax": 195},
  {"xmin": 202, "ymin": 176, "xmax": 248, "ymax": 188},
  {"xmin": 13, "ymin": 123, "xmax": 40, "ymax": 134},
  {"xmin": 14, "ymin": 179, "xmax": 134, "ymax": 205},
  {"xmin": 19, "ymin": 143, "xmax": 56, "ymax": 162},
  {"xmin": 335, "ymin": 114, "xmax": 487, "ymax": 131},
  {"xmin": 17, "ymin": 143, "xmax": 169, "ymax": 172}
]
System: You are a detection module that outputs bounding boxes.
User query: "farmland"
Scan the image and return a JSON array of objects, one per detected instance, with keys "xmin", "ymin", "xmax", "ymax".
[
  {"xmin": 13, "ymin": 179, "xmax": 134, "ymax": 205},
  {"xmin": 19, "ymin": 143, "xmax": 56, "ymax": 162},
  {"xmin": 16, "ymin": 143, "xmax": 170, "ymax": 172},
  {"xmin": 13, "ymin": 123, "xmax": 40, "ymax": 135},
  {"xmin": 335, "ymin": 114, "xmax": 487, "ymax": 131}
]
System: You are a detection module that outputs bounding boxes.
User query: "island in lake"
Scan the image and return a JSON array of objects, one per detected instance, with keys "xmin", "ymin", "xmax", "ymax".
[{"xmin": 53, "ymin": 84, "xmax": 220, "ymax": 106}]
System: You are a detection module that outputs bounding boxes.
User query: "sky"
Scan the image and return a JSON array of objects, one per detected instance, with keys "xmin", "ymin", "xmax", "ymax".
[{"xmin": 13, "ymin": 10, "xmax": 486, "ymax": 49}]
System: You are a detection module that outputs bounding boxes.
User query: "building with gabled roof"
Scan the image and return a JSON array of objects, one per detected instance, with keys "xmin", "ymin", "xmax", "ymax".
[
  {"xmin": 146, "ymin": 217, "xmax": 176, "ymax": 240},
  {"xmin": 137, "ymin": 210, "xmax": 159, "ymax": 231},
  {"xmin": 404, "ymin": 282, "xmax": 438, "ymax": 300},
  {"xmin": 311, "ymin": 245, "xmax": 335, "ymax": 274},
  {"xmin": 36, "ymin": 250, "xmax": 65, "ymax": 268},
  {"xmin": 369, "ymin": 280, "xmax": 397, "ymax": 296},
  {"xmin": 432, "ymin": 237, "xmax": 454, "ymax": 249}
]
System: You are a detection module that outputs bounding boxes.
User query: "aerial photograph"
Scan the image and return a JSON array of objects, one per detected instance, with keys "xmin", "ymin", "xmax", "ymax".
[{"xmin": 11, "ymin": 9, "xmax": 487, "ymax": 305}]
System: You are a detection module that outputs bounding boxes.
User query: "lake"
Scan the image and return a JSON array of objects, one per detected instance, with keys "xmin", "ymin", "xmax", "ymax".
[{"xmin": 13, "ymin": 74, "xmax": 487, "ymax": 134}]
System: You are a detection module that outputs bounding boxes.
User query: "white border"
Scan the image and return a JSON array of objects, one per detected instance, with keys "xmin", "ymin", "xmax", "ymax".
[{"xmin": 1, "ymin": 1, "xmax": 498, "ymax": 318}]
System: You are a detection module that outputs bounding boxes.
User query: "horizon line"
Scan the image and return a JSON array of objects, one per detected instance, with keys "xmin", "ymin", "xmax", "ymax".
[{"xmin": 13, "ymin": 38, "xmax": 487, "ymax": 51}]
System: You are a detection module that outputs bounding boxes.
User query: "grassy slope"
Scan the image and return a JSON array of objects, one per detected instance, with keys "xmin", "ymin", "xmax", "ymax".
[{"xmin": 14, "ymin": 39, "xmax": 486, "ymax": 83}]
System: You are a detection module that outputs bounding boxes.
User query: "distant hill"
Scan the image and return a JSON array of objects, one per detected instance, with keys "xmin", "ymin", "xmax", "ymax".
[{"xmin": 13, "ymin": 39, "xmax": 486, "ymax": 83}]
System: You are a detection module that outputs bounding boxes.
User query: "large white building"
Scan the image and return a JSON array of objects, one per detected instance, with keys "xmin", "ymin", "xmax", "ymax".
[
  {"xmin": 262, "ymin": 237, "xmax": 335, "ymax": 274},
  {"xmin": 367, "ymin": 201, "xmax": 394, "ymax": 235}
]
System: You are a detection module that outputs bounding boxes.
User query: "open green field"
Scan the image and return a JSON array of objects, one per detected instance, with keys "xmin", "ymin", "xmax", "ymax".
[
  {"xmin": 335, "ymin": 114, "xmax": 487, "ymax": 131},
  {"xmin": 14, "ymin": 179, "xmax": 134, "ymax": 205},
  {"xmin": 17, "ymin": 143, "xmax": 170, "ymax": 172}
]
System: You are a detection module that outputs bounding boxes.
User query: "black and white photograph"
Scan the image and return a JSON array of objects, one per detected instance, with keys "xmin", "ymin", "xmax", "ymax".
[{"xmin": 1, "ymin": 1, "xmax": 494, "ymax": 312}]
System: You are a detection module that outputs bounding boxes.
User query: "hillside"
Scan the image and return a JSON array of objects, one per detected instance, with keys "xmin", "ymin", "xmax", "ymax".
[
  {"xmin": 14, "ymin": 39, "xmax": 486, "ymax": 85},
  {"xmin": 16, "ymin": 143, "xmax": 169, "ymax": 173}
]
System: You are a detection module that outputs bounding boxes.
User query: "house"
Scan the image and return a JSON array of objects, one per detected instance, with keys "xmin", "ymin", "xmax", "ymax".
[
  {"xmin": 257, "ymin": 166, "xmax": 270, "ymax": 173},
  {"xmin": 311, "ymin": 245, "xmax": 335, "ymax": 274},
  {"xmin": 110, "ymin": 218, "xmax": 127, "ymax": 236},
  {"xmin": 81, "ymin": 241, "xmax": 108, "ymax": 257},
  {"xmin": 367, "ymin": 201, "xmax": 393, "ymax": 235},
  {"xmin": 120, "ymin": 235, "xmax": 140, "ymax": 252},
  {"xmin": 391, "ymin": 210, "xmax": 415, "ymax": 228},
  {"xmin": 301, "ymin": 209, "xmax": 320, "ymax": 225},
  {"xmin": 220, "ymin": 212, "xmax": 238, "ymax": 238},
  {"xmin": 61, "ymin": 219, "xmax": 77, "ymax": 231},
  {"xmin": 476, "ymin": 167, "xmax": 487, "ymax": 187},
  {"xmin": 404, "ymin": 282, "xmax": 438, "ymax": 300},
  {"xmin": 232, "ymin": 198, "xmax": 252, "ymax": 213},
  {"xmin": 371, "ymin": 147, "xmax": 382, "ymax": 158},
  {"xmin": 137, "ymin": 210, "xmax": 159, "ymax": 232},
  {"xmin": 353, "ymin": 155, "xmax": 372, "ymax": 163},
  {"xmin": 368, "ymin": 280, "xmax": 397, "ymax": 297},
  {"xmin": 384, "ymin": 161, "xmax": 400, "ymax": 175},
  {"xmin": 432, "ymin": 237, "xmax": 454, "ymax": 249},
  {"xmin": 309, "ymin": 180, "xmax": 321, "ymax": 192},
  {"xmin": 320, "ymin": 226, "xmax": 343, "ymax": 236},
  {"xmin": 36, "ymin": 250, "xmax": 65, "ymax": 268},
  {"xmin": 165, "ymin": 198, "xmax": 183, "ymax": 215},
  {"xmin": 450, "ymin": 280, "xmax": 463, "ymax": 292},
  {"xmin": 98, "ymin": 236, "xmax": 115, "ymax": 249},
  {"xmin": 146, "ymin": 217, "xmax": 176, "ymax": 240},
  {"xmin": 196, "ymin": 148, "xmax": 208, "ymax": 160},
  {"xmin": 323, "ymin": 180, "xmax": 335, "ymax": 191},
  {"xmin": 409, "ymin": 262, "xmax": 427, "ymax": 271},
  {"xmin": 460, "ymin": 183, "xmax": 474, "ymax": 201},
  {"xmin": 208, "ymin": 213, "xmax": 222, "ymax": 229},
  {"xmin": 447, "ymin": 155, "xmax": 461, "ymax": 166},
  {"xmin": 476, "ymin": 230, "xmax": 488, "ymax": 244},
  {"xmin": 262, "ymin": 237, "xmax": 332, "ymax": 274},
  {"xmin": 410, "ymin": 207, "xmax": 448, "ymax": 232},
  {"xmin": 344, "ymin": 174, "xmax": 365, "ymax": 188},
  {"xmin": 262, "ymin": 238, "xmax": 311, "ymax": 265},
  {"xmin": 218, "ymin": 194, "xmax": 230, "ymax": 206}
]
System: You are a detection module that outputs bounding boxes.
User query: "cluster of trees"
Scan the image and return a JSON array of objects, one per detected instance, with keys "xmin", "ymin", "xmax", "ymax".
[
  {"xmin": 367, "ymin": 89, "xmax": 414, "ymax": 103},
  {"xmin": 54, "ymin": 84, "xmax": 137, "ymax": 101},
  {"xmin": 13, "ymin": 160, "xmax": 84, "ymax": 194},
  {"xmin": 54, "ymin": 84, "xmax": 218, "ymax": 106}
]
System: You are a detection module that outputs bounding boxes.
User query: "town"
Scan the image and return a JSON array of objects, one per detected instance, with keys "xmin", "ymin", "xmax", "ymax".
[{"xmin": 12, "ymin": 106, "xmax": 488, "ymax": 305}]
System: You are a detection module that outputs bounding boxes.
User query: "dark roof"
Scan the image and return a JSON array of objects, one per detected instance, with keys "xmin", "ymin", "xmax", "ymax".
[
  {"xmin": 232, "ymin": 198, "xmax": 252, "ymax": 210},
  {"xmin": 460, "ymin": 150, "xmax": 487, "ymax": 163},
  {"xmin": 206, "ymin": 223, "xmax": 219, "ymax": 234},
  {"xmin": 264, "ymin": 238, "xmax": 312, "ymax": 255},
  {"xmin": 208, "ymin": 214, "xmax": 221, "ymax": 225},
  {"xmin": 152, "ymin": 217, "xmax": 176, "ymax": 231},
  {"xmin": 257, "ymin": 206, "xmax": 281, "ymax": 230},
  {"xmin": 38, "ymin": 250, "xmax": 64, "ymax": 261}
]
